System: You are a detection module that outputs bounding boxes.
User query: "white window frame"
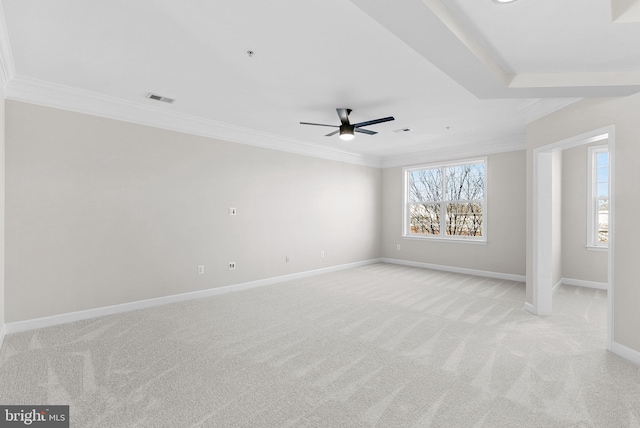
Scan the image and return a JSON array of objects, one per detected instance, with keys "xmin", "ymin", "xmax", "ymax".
[
  {"xmin": 402, "ymin": 158, "xmax": 487, "ymax": 243},
  {"xmin": 587, "ymin": 145, "xmax": 609, "ymax": 249}
]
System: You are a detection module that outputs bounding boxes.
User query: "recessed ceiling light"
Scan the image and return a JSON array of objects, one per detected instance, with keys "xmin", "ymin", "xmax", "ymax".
[{"xmin": 493, "ymin": 0, "xmax": 519, "ymax": 3}]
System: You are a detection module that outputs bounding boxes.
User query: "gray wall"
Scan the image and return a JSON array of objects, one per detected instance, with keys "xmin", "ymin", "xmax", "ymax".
[
  {"xmin": 0, "ymin": 93, "xmax": 4, "ymax": 334},
  {"xmin": 5, "ymin": 100, "xmax": 382, "ymax": 322},
  {"xmin": 562, "ymin": 143, "xmax": 608, "ymax": 283},
  {"xmin": 381, "ymin": 150, "xmax": 526, "ymax": 277},
  {"xmin": 526, "ymin": 92, "xmax": 640, "ymax": 353}
]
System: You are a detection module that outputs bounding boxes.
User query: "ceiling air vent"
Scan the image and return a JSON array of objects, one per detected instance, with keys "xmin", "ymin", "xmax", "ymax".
[{"xmin": 146, "ymin": 93, "xmax": 175, "ymax": 104}]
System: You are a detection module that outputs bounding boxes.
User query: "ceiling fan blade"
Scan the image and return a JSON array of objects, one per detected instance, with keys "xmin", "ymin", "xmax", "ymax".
[
  {"xmin": 300, "ymin": 122, "xmax": 338, "ymax": 128},
  {"xmin": 355, "ymin": 128, "xmax": 377, "ymax": 135},
  {"xmin": 353, "ymin": 116, "xmax": 395, "ymax": 128},
  {"xmin": 336, "ymin": 108, "xmax": 352, "ymax": 125},
  {"xmin": 325, "ymin": 130, "xmax": 340, "ymax": 137}
]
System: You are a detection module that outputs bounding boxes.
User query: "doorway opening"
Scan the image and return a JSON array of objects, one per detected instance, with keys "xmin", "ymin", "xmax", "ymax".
[{"xmin": 532, "ymin": 125, "xmax": 614, "ymax": 350}]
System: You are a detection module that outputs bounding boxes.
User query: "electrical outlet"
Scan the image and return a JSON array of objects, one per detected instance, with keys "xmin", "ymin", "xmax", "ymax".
[
  {"xmin": 320, "ymin": 250, "xmax": 325, "ymax": 258},
  {"xmin": 229, "ymin": 207, "xmax": 237, "ymax": 216},
  {"xmin": 197, "ymin": 265, "xmax": 205, "ymax": 275},
  {"xmin": 229, "ymin": 262, "xmax": 236, "ymax": 270},
  {"xmin": 397, "ymin": 244, "xmax": 401, "ymax": 251}
]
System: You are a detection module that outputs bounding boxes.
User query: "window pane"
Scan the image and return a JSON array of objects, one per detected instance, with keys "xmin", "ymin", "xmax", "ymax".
[
  {"xmin": 405, "ymin": 159, "xmax": 485, "ymax": 241},
  {"xmin": 596, "ymin": 151, "xmax": 609, "ymax": 197},
  {"xmin": 445, "ymin": 203, "xmax": 483, "ymax": 237},
  {"xmin": 596, "ymin": 152, "xmax": 609, "ymax": 169},
  {"xmin": 410, "ymin": 203, "xmax": 440, "ymax": 235},
  {"xmin": 597, "ymin": 167, "xmax": 608, "ymax": 180},
  {"xmin": 445, "ymin": 163, "xmax": 484, "ymax": 201},
  {"xmin": 598, "ymin": 213, "xmax": 609, "ymax": 243},
  {"xmin": 597, "ymin": 199, "xmax": 608, "ymax": 211},
  {"xmin": 597, "ymin": 182, "xmax": 608, "ymax": 198},
  {"xmin": 589, "ymin": 148, "xmax": 609, "ymax": 247},
  {"xmin": 409, "ymin": 169, "xmax": 441, "ymax": 202},
  {"xmin": 598, "ymin": 198, "xmax": 609, "ymax": 243}
]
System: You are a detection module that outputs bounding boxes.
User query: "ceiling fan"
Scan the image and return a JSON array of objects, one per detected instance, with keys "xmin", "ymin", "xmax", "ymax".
[{"xmin": 300, "ymin": 108, "xmax": 395, "ymax": 141}]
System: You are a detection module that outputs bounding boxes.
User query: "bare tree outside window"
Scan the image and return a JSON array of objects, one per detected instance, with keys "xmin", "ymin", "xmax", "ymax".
[
  {"xmin": 407, "ymin": 161, "xmax": 485, "ymax": 239},
  {"xmin": 409, "ymin": 168, "xmax": 441, "ymax": 235}
]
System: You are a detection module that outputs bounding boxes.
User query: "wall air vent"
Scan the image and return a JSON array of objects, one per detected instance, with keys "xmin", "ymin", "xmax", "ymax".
[{"xmin": 146, "ymin": 93, "xmax": 175, "ymax": 104}]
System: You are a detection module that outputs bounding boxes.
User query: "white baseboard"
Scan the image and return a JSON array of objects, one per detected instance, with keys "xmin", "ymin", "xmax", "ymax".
[
  {"xmin": 381, "ymin": 258, "xmax": 525, "ymax": 282},
  {"xmin": 552, "ymin": 279, "xmax": 563, "ymax": 295},
  {"xmin": 611, "ymin": 341, "xmax": 640, "ymax": 366},
  {"xmin": 0, "ymin": 325, "xmax": 5, "ymax": 352},
  {"xmin": 561, "ymin": 277, "xmax": 609, "ymax": 291},
  {"xmin": 5, "ymin": 258, "xmax": 381, "ymax": 335},
  {"xmin": 523, "ymin": 302, "xmax": 535, "ymax": 314}
]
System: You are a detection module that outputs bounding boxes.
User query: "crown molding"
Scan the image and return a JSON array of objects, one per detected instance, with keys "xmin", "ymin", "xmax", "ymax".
[
  {"xmin": 1, "ymin": 74, "xmax": 539, "ymax": 170},
  {"xmin": 517, "ymin": 98, "xmax": 582, "ymax": 124},
  {"xmin": 0, "ymin": 1, "xmax": 378, "ymax": 165},
  {"xmin": 3, "ymin": 75, "xmax": 533, "ymax": 170},
  {"xmin": 5, "ymin": 75, "xmax": 382, "ymax": 168},
  {"xmin": 380, "ymin": 133, "xmax": 526, "ymax": 168},
  {"xmin": 0, "ymin": 1, "xmax": 587, "ymax": 169},
  {"xmin": 0, "ymin": 1, "xmax": 16, "ymax": 97}
]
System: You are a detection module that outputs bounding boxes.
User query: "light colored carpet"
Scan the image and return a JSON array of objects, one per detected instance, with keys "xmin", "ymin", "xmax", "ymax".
[{"xmin": 1, "ymin": 263, "xmax": 639, "ymax": 427}]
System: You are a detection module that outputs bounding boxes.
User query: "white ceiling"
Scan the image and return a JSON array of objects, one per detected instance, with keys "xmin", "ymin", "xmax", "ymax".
[
  {"xmin": 449, "ymin": 0, "xmax": 640, "ymax": 74},
  {"xmin": 1, "ymin": 0, "xmax": 639, "ymax": 167}
]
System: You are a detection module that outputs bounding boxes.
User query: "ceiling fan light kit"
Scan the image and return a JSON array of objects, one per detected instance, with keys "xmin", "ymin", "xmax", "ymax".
[
  {"xmin": 301, "ymin": 108, "xmax": 394, "ymax": 141},
  {"xmin": 339, "ymin": 125, "xmax": 355, "ymax": 141}
]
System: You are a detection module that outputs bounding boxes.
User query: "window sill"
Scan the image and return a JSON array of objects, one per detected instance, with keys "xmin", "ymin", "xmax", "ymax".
[
  {"xmin": 585, "ymin": 245, "xmax": 608, "ymax": 252},
  {"xmin": 402, "ymin": 235, "xmax": 487, "ymax": 245}
]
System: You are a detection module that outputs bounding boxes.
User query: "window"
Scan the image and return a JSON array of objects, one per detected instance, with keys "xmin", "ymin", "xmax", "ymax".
[
  {"xmin": 404, "ymin": 159, "xmax": 486, "ymax": 241},
  {"xmin": 588, "ymin": 146, "xmax": 609, "ymax": 248}
]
